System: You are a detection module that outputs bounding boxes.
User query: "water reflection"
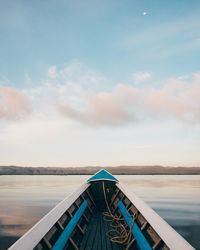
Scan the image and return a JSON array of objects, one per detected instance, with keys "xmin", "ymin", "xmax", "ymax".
[{"xmin": 0, "ymin": 175, "xmax": 199, "ymax": 249}]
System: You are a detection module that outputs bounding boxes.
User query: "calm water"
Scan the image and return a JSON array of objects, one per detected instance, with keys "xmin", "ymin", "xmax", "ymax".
[{"xmin": 0, "ymin": 175, "xmax": 199, "ymax": 250}]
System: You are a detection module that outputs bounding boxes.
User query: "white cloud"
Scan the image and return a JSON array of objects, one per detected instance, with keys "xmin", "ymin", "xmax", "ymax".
[
  {"xmin": 0, "ymin": 61, "xmax": 200, "ymax": 166},
  {"xmin": 0, "ymin": 86, "xmax": 31, "ymax": 120},
  {"xmin": 1, "ymin": 61, "xmax": 200, "ymax": 127},
  {"xmin": 47, "ymin": 65, "xmax": 57, "ymax": 79},
  {"xmin": 131, "ymin": 72, "xmax": 151, "ymax": 83},
  {"xmin": 46, "ymin": 59, "xmax": 105, "ymax": 90},
  {"xmin": 59, "ymin": 72, "xmax": 200, "ymax": 125},
  {"xmin": 1, "ymin": 60, "xmax": 106, "ymax": 124},
  {"xmin": 56, "ymin": 87, "xmax": 132, "ymax": 126},
  {"xmin": 23, "ymin": 60, "xmax": 106, "ymax": 119}
]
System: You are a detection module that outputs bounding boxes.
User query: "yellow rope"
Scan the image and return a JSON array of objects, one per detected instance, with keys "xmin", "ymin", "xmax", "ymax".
[{"xmin": 102, "ymin": 182, "xmax": 137, "ymax": 250}]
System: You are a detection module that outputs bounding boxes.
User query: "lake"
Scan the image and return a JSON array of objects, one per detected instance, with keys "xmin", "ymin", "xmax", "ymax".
[{"xmin": 0, "ymin": 175, "xmax": 199, "ymax": 249}]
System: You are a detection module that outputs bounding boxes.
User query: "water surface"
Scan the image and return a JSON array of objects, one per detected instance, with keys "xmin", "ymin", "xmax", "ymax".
[{"xmin": 0, "ymin": 175, "xmax": 199, "ymax": 249}]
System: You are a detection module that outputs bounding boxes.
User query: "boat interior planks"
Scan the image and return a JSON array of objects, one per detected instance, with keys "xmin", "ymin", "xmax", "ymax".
[{"xmin": 9, "ymin": 170, "xmax": 195, "ymax": 250}]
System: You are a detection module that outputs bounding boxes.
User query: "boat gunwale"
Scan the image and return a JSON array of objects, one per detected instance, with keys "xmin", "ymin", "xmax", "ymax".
[
  {"xmin": 8, "ymin": 182, "xmax": 90, "ymax": 250},
  {"xmin": 116, "ymin": 182, "xmax": 195, "ymax": 250}
]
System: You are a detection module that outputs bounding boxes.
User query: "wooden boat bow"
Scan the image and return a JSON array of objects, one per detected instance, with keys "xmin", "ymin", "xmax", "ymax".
[{"xmin": 8, "ymin": 170, "xmax": 195, "ymax": 250}]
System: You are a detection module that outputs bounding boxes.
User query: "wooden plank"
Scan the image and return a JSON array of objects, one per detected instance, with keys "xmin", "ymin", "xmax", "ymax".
[
  {"xmin": 83, "ymin": 213, "xmax": 89, "ymax": 223},
  {"xmin": 153, "ymin": 239, "xmax": 162, "ymax": 250},
  {"xmin": 69, "ymin": 238, "xmax": 79, "ymax": 250},
  {"xmin": 86, "ymin": 203, "xmax": 93, "ymax": 214},
  {"xmin": 83, "ymin": 214, "xmax": 99, "ymax": 250},
  {"xmin": 92, "ymin": 213, "xmax": 102, "ymax": 250},
  {"xmin": 104, "ymin": 214, "xmax": 113, "ymax": 250},
  {"xmin": 77, "ymin": 223, "xmax": 84, "ymax": 235},
  {"xmin": 100, "ymin": 214, "xmax": 107, "ymax": 250},
  {"xmin": 86, "ymin": 190, "xmax": 96, "ymax": 207},
  {"xmin": 56, "ymin": 221, "xmax": 64, "ymax": 231},
  {"xmin": 42, "ymin": 236, "xmax": 52, "ymax": 249},
  {"xmin": 67, "ymin": 210, "xmax": 73, "ymax": 218},
  {"xmin": 141, "ymin": 221, "xmax": 148, "ymax": 231},
  {"xmin": 80, "ymin": 214, "xmax": 96, "ymax": 250},
  {"xmin": 112, "ymin": 204, "xmax": 119, "ymax": 215},
  {"xmin": 110, "ymin": 189, "xmax": 120, "ymax": 206},
  {"xmin": 80, "ymin": 212, "xmax": 123, "ymax": 250}
]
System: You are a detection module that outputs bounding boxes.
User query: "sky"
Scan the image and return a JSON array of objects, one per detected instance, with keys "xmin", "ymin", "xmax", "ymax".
[{"xmin": 0, "ymin": 0, "xmax": 200, "ymax": 167}]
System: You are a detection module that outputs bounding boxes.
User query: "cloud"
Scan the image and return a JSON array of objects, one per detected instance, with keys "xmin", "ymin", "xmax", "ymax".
[
  {"xmin": 24, "ymin": 60, "xmax": 107, "ymax": 119},
  {"xmin": 47, "ymin": 65, "xmax": 57, "ymax": 79},
  {"xmin": 131, "ymin": 72, "xmax": 151, "ymax": 83},
  {"xmin": 58, "ymin": 73, "xmax": 200, "ymax": 125},
  {"xmin": 58, "ymin": 85, "xmax": 136, "ymax": 125},
  {"xmin": 46, "ymin": 60, "xmax": 105, "ymax": 90},
  {"xmin": 0, "ymin": 86, "xmax": 30, "ymax": 120},
  {"xmin": 1, "ymin": 61, "xmax": 200, "ymax": 127},
  {"xmin": 142, "ymin": 76, "xmax": 200, "ymax": 121}
]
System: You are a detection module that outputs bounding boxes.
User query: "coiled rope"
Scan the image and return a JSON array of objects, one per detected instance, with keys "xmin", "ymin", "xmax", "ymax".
[{"xmin": 102, "ymin": 181, "xmax": 137, "ymax": 250}]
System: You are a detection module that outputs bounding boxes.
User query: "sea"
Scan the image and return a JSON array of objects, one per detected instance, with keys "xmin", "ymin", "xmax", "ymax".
[{"xmin": 0, "ymin": 175, "xmax": 199, "ymax": 250}]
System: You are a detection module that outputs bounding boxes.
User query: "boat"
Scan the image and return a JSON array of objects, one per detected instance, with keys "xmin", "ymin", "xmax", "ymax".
[{"xmin": 9, "ymin": 170, "xmax": 194, "ymax": 250}]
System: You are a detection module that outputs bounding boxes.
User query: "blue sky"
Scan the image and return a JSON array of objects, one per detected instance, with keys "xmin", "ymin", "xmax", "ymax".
[
  {"xmin": 1, "ymin": 0, "xmax": 200, "ymax": 85},
  {"xmin": 0, "ymin": 0, "xmax": 200, "ymax": 167}
]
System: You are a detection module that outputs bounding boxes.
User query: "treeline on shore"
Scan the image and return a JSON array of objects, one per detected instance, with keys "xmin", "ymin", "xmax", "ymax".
[{"xmin": 0, "ymin": 165, "xmax": 200, "ymax": 175}]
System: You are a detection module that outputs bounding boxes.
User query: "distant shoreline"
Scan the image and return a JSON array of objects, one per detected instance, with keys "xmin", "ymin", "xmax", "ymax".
[
  {"xmin": 1, "ymin": 174, "xmax": 199, "ymax": 176},
  {"xmin": 0, "ymin": 165, "xmax": 200, "ymax": 175}
]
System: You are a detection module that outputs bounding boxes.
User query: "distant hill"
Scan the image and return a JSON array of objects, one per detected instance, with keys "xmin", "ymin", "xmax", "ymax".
[{"xmin": 0, "ymin": 165, "xmax": 200, "ymax": 175}]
